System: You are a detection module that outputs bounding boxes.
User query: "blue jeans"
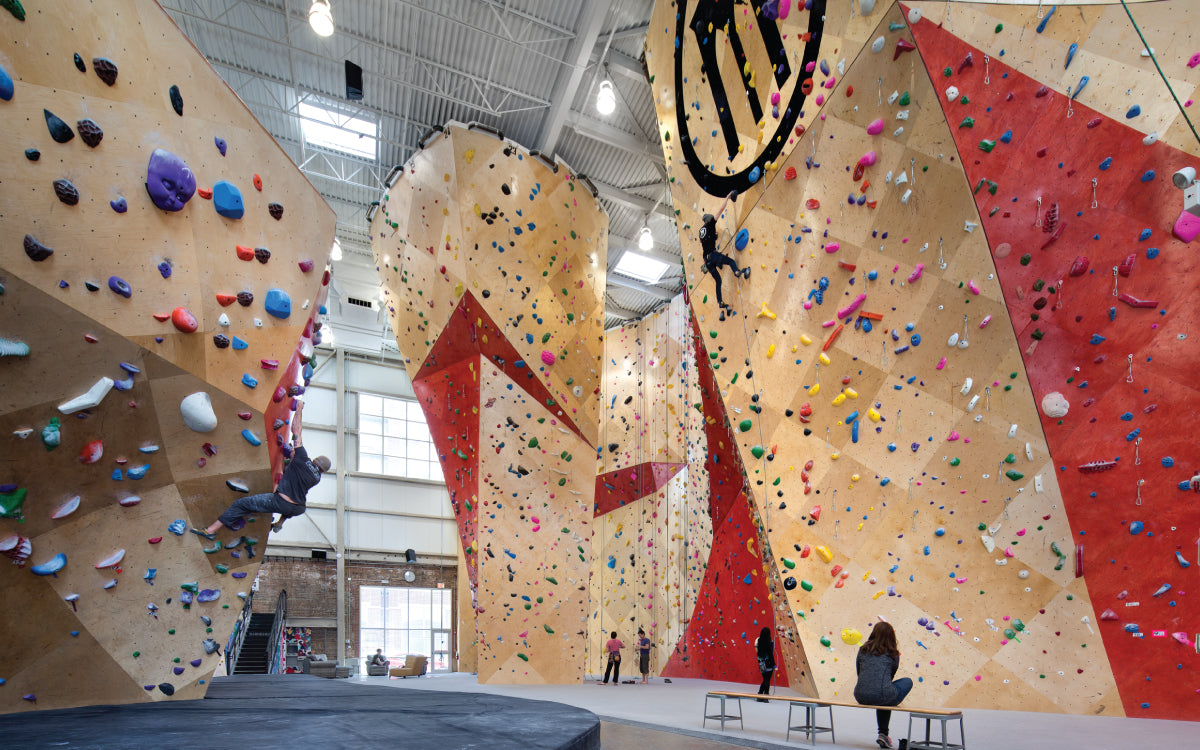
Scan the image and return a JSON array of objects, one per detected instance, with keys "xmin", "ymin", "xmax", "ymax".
[{"xmin": 877, "ymin": 677, "xmax": 913, "ymax": 734}]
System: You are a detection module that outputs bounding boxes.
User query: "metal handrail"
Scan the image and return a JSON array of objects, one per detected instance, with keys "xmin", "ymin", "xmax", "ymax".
[
  {"xmin": 224, "ymin": 590, "xmax": 255, "ymax": 676},
  {"xmin": 266, "ymin": 589, "xmax": 288, "ymax": 675}
]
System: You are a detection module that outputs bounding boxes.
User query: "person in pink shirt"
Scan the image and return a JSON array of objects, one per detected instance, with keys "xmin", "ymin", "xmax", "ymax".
[{"xmin": 602, "ymin": 631, "xmax": 624, "ymax": 685}]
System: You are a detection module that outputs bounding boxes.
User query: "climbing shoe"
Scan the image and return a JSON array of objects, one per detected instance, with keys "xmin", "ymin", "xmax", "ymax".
[
  {"xmin": 742, "ymin": 267, "xmax": 751, "ymax": 279},
  {"xmin": 190, "ymin": 528, "xmax": 216, "ymax": 540}
]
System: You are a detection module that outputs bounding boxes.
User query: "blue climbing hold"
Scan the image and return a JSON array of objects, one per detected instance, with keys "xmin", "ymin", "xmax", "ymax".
[
  {"xmin": 158, "ymin": 261, "xmax": 172, "ymax": 279},
  {"xmin": 264, "ymin": 288, "xmax": 291, "ymax": 319},
  {"xmin": 734, "ymin": 227, "xmax": 750, "ymax": 251},
  {"xmin": 1139, "ymin": 228, "xmax": 1152, "ymax": 241},
  {"xmin": 1141, "ymin": 170, "xmax": 1155, "ymax": 182},
  {"xmin": 1036, "ymin": 5, "xmax": 1055, "ymax": 33},
  {"xmin": 1120, "ymin": 412, "xmax": 1133, "ymax": 421},
  {"xmin": 112, "ymin": 469, "xmax": 123, "ymax": 481},
  {"xmin": 212, "ymin": 180, "xmax": 245, "ymax": 219},
  {"xmin": 1130, "ymin": 521, "xmax": 1144, "ymax": 534},
  {"xmin": 231, "ymin": 336, "xmax": 248, "ymax": 350},
  {"xmin": 748, "ymin": 166, "xmax": 761, "ymax": 184},
  {"xmin": 887, "ymin": 442, "xmax": 897, "ymax": 452},
  {"xmin": 1000, "ymin": 130, "xmax": 1012, "ymax": 144},
  {"xmin": 168, "ymin": 519, "xmax": 186, "ymax": 535},
  {"xmin": 880, "ymin": 477, "xmax": 891, "ymax": 486},
  {"xmin": 1126, "ymin": 428, "xmax": 1141, "ymax": 441},
  {"xmin": 31, "ymin": 553, "xmax": 67, "ymax": 576},
  {"xmin": 1099, "ymin": 156, "xmax": 1113, "ymax": 171},
  {"xmin": 910, "ymin": 334, "xmax": 921, "ymax": 346},
  {"xmin": 862, "ymin": 319, "xmax": 873, "ymax": 333},
  {"xmin": 1146, "ymin": 247, "xmax": 1160, "ymax": 259},
  {"xmin": 241, "ymin": 429, "xmax": 262, "ymax": 447},
  {"xmin": 1162, "ymin": 456, "xmax": 1174, "ymax": 467},
  {"xmin": 0, "ymin": 63, "xmax": 12, "ymax": 101},
  {"xmin": 1071, "ymin": 75, "xmax": 1089, "ymax": 100},
  {"xmin": 111, "ymin": 197, "xmax": 128, "ymax": 213},
  {"xmin": 867, "ymin": 269, "xmax": 878, "ymax": 280},
  {"xmin": 241, "ymin": 373, "xmax": 258, "ymax": 389},
  {"xmin": 127, "ymin": 464, "xmax": 150, "ymax": 480},
  {"xmin": 1065, "ymin": 42, "xmax": 1077, "ymax": 70},
  {"xmin": 1126, "ymin": 105, "xmax": 1141, "ymax": 118},
  {"xmin": 1089, "ymin": 334, "xmax": 1105, "ymax": 345}
]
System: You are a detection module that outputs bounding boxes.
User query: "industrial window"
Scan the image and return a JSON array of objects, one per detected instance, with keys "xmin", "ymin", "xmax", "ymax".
[
  {"xmin": 357, "ymin": 394, "xmax": 440, "ymax": 481},
  {"xmin": 298, "ymin": 100, "xmax": 377, "ymax": 159},
  {"xmin": 359, "ymin": 586, "xmax": 453, "ymax": 672}
]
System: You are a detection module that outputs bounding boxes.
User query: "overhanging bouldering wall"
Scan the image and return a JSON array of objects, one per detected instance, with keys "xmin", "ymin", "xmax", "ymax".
[
  {"xmin": 906, "ymin": 0, "xmax": 1200, "ymax": 720},
  {"xmin": 590, "ymin": 295, "xmax": 708, "ymax": 679},
  {"xmin": 646, "ymin": 0, "xmax": 1128, "ymax": 714},
  {"xmin": 0, "ymin": 0, "xmax": 334, "ymax": 713},
  {"xmin": 370, "ymin": 123, "xmax": 607, "ymax": 683}
]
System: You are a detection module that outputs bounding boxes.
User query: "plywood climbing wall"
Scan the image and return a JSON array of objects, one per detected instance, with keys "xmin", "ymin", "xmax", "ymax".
[
  {"xmin": 644, "ymin": 0, "xmax": 1153, "ymax": 714},
  {"xmin": 906, "ymin": 0, "xmax": 1200, "ymax": 720},
  {"xmin": 590, "ymin": 296, "xmax": 710, "ymax": 679},
  {"xmin": 372, "ymin": 124, "xmax": 607, "ymax": 683},
  {"xmin": 0, "ymin": 0, "xmax": 334, "ymax": 713}
]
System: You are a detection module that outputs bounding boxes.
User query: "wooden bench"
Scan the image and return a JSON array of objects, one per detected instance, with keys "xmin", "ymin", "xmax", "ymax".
[{"xmin": 703, "ymin": 690, "xmax": 965, "ymax": 749}]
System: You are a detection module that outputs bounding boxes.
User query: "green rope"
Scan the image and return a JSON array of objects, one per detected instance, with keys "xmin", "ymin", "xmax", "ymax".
[{"xmin": 1120, "ymin": 0, "xmax": 1200, "ymax": 148}]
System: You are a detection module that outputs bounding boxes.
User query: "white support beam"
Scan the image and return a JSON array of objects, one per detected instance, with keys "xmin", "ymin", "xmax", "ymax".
[
  {"xmin": 566, "ymin": 112, "xmax": 662, "ymax": 163},
  {"xmin": 536, "ymin": 0, "xmax": 609, "ymax": 155},
  {"xmin": 605, "ymin": 23, "xmax": 649, "ymax": 42},
  {"xmin": 587, "ymin": 48, "xmax": 645, "ymax": 84},
  {"xmin": 592, "ymin": 179, "xmax": 672, "ymax": 219},
  {"xmin": 607, "ymin": 273, "xmax": 676, "ymax": 301}
]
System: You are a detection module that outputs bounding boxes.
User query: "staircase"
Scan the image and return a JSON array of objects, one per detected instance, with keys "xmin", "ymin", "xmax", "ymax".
[{"xmin": 231, "ymin": 613, "xmax": 275, "ymax": 675}]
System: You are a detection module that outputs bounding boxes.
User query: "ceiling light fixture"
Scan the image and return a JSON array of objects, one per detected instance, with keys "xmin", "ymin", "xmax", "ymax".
[
  {"xmin": 596, "ymin": 80, "xmax": 616, "ymax": 116},
  {"xmin": 309, "ymin": 0, "xmax": 334, "ymax": 37},
  {"xmin": 638, "ymin": 225, "xmax": 654, "ymax": 251},
  {"xmin": 330, "ymin": 238, "xmax": 342, "ymax": 262}
]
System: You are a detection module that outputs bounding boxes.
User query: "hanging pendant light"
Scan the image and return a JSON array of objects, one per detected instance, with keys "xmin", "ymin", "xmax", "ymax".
[
  {"xmin": 638, "ymin": 226, "xmax": 654, "ymax": 251},
  {"xmin": 309, "ymin": 0, "xmax": 334, "ymax": 37},
  {"xmin": 596, "ymin": 80, "xmax": 616, "ymax": 115}
]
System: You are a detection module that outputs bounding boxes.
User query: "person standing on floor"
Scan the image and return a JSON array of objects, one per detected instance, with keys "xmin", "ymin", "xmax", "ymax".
[
  {"xmin": 698, "ymin": 190, "xmax": 749, "ymax": 318},
  {"xmin": 755, "ymin": 627, "xmax": 775, "ymax": 701},
  {"xmin": 637, "ymin": 628, "xmax": 651, "ymax": 684},
  {"xmin": 602, "ymin": 631, "xmax": 624, "ymax": 685},
  {"xmin": 854, "ymin": 621, "xmax": 914, "ymax": 749}
]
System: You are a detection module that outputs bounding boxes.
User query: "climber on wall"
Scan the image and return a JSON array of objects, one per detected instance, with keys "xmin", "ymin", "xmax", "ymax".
[
  {"xmin": 699, "ymin": 190, "xmax": 749, "ymax": 318},
  {"xmin": 193, "ymin": 400, "xmax": 331, "ymax": 541}
]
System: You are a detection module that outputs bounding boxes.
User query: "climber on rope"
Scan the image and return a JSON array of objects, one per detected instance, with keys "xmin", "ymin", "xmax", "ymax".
[
  {"xmin": 699, "ymin": 190, "xmax": 749, "ymax": 317},
  {"xmin": 193, "ymin": 400, "xmax": 331, "ymax": 541}
]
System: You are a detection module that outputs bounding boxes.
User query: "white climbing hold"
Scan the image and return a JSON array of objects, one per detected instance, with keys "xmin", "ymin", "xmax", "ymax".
[
  {"xmin": 1034, "ymin": 475, "xmax": 1044, "ymax": 493},
  {"xmin": 888, "ymin": 90, "xmax": 899, "ymax": 105},
  {"xmin": 872, "ymin": 36, "xmax": 886, "ymax": 54},
  {"xmin": 51, "ymin": 496, "xmax": 81, "ymax": 519},
  {"xmin": 253, "ymin": 318, "xmax": 263, "ymax": 328},
  {"xmin": 58, "ymin": 377, "xmax": 115, "ymax": 414},
  {"xmin": 861, "ymin": 0, "xmax": 877, "ymax": 16},
  {"xmin": 218, "ymin": 313, "xmax": 231, "ymax": 327},
  {"xmin": 0, "ymin": 337, "xmax": 31, "ymax": 357},
  {"xmin": 960, "ymin": 378, "xmax": 973, "ymax": 394},
  {"xmin": 1141, "ymin": 48, "xmax": 1155, "ymax": 57},
  {"xmin": 1008, "ymin": 424, "xmax": 1019, "ymax": 438},
  {"xmin": 908, "ymin": 7, "xmax": 922, "ymax": 24},
  {"xmin": 893, "ymin": 126, "xmax": 905, "ymax": 137},
  {"xmin": 901, "ymin": 189, "xmax": 912, "ymax": 204},
  {"xmin": 964, "ymin": 221, "xmax": 979, "ymax": 233},
  {"xmin": 94, "ymin": 549, "xmax": 125, "ymax": 569},
  {"xmin": 967, "ymin": 394, "xmax": 980, "ymax": 412},
  {"xmin": 896, "ymin": 110, "xmax": 909, "ymax": 120},
  {"xmin": 895, "ymin": 171, "xmax": 909, "ymax": 186},
  {"xmin": 1018, "ymin": 569, "xmax": 1031, "ymax": 579},
  {"xmin": 1025, "ymin": 443, "xmax": 1034, "ymax": 461},
  {"xmin": 180, "ymin": 392, "xmax": 218, "ymax": 432},
  {"xmin": 885, "ymin": 170, "xmax": 893, "ymax": 184},
  {"xmin": 837, "ymin": 59, "xmax": 845, "ymax": 76},
  {"xmin": 13, "ymin": 427, "xmax": 33, "ymax": 439},
  {"xmin": 1143, "ymin": 131, "xmax": 1159, "ymax": 145},
  {"xmin": 981, "ymin": 534, "xmax": 995, "ymax": 553},
  {"xmin": 946, "ymin": 85, "xmax": 960, "ymax": 102},
  {"xmin": 1040, "ymin": 391, "xmax": 1070, "ymax": 418}
]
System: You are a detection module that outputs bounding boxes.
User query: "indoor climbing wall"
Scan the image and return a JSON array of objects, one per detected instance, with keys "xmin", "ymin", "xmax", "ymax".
[
  {"xmin": 589, "ymin": 295, "xmax": 709, "ymax": 679},
  {"xmin": 0, "ymin": 0, "xmax": 334, "ymax": 712},
  {"xmin": 907, "ymin": 0, "xmax": 1200, "ymax": 720},
  {"xmin": 645, "ymin": 0, "xmax": 1148, "ymax": 714},
  {"xmin": 371, "ymin": 124, "xmax": 607, "ymax": 683}
]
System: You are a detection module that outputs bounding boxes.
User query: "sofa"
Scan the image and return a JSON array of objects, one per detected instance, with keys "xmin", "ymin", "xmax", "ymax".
[
  {"xmin": 366, "ymin": 660, "xmax": 390, "ymax": 677},
  {"xmin": 388, "ymin": 655, "xmax": 428, "ymax": 678},
  {"xmin": 303, "ymin": 655, "xmax": 349, "ymax": 679}
]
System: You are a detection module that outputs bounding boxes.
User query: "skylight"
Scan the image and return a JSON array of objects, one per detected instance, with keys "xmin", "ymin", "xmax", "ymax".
[
  {"xmin": 614, "ymin": 251, "xmax": 670, "ymax": 284},
  {"xmin": 298, "ymin": 100, "xmax": 377, "ymax": 159}
]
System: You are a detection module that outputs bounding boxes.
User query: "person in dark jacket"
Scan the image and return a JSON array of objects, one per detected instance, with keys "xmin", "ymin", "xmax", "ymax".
[
  {"xmin": 755, "ymin": 627, "xmax": 775, "ymax": 701},
  {"xmin": 698, "ymin": 191, "xmax": 749, "ymax": 315},
  {"xmin": 193, "ymin": 401, "xmax": 330, "ymax": 539},
  {"xmin": 854, "ymin": 621, "xmax": 913, "ymax": 749}
]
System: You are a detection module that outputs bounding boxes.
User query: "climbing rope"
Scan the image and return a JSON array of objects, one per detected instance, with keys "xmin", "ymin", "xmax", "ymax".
[{"xmin": 1119, "ymin": 0, "xmax": 1200, "ymax": 148}]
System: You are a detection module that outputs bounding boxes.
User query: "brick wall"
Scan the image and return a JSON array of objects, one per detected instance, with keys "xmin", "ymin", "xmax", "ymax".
[{"xmin": 252, "ymin": 555, "xmax": 456, "ymax": 660}]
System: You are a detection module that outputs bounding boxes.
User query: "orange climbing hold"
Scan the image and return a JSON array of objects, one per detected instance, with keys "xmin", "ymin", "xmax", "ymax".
[
  {"xmin": 253, "ymin": 173, "xmax": 263, "ymax": 191},
  {"xmin": 236, "ymin": 245, "xmax": 255, "ymax": 261},
  {"xmin": 215, "ymin": 293, "xmax": 237, "ymax": 307},
  {"xmin": 822, "ymin": 324, "xmax": 843, "ymax": 351},
  {"xmin": 152, "ymin": 312, "xmax": 170, "ymax": 322},
  {"xmin": 197, "ymin": 187, "xmax": 213, "ymax": 199},
  {"xmin": 837, "ymin": 261, "xmax": 856, "ymax": 272}
]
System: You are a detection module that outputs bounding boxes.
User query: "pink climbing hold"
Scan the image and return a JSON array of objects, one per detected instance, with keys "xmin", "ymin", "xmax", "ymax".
[
  {"xmin": 1189, "ymin": 52, "xmax": 1200, "ymax": 69},
  {"xmin": 947, "ymin": 430, "xmax": 961, "ymax": 441},
  {"xmin": 866, "ymin": 118, "xmax": 884, "ymax": 135},
  {"xmin": 859, "ymin": 151, "xmax": 878, "ymax": 167},
  {"xmin": 825, "ymin": 242, "xmax": 841, "ymax": 254},
  {"xmin": 837, "ymin": 293, "xmax": 867, "ymax": 319},
  {"xmin": 936, "ymin": 357, "xmax": 947, "ymax": 370},
  {"xmin": 1173, "ymin": 210, "xmax": 1200, "ymax": 243},
  {"xmin": 979, "ymin": 315, "xmax": 992, "ymax": 329},
  {"xmin": 171, "ymin": 307, "xmax": 198, "ymax": 333},
  {"xmin": 967, "ymin": 280, "xmax": 980, "ymax": 294},
  {"xmin": 541, "ymin": 350, "xmax": 555, "ymax": 366},
  {"xmin": 907, "ymin": 263, "xmax": 925, "ymax": 283}
]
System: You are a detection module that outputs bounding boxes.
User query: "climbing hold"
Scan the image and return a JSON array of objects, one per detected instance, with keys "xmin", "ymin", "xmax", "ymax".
[
  {"xmin": 23, "ymin": 234, "xmax": 53, "ymax": 261},
  {"xmin": 269, "ymin": 202, "xmax": 284, "ymax": 220},
  {"xmin": 734, "ymin": 227, "xmax": 750, "ymax": 251},
  {"xmin": 59, "ymin": 377, "xmax": 115, "ymax": 414},
  {"xmin": 92, "ymin": 57, "xmax": 118, "ymax": 86},
  {"xmin": 1126, "ymin": 105, "xmax": 1141, "ymax": 119},
  {"xmin": 212, "ymin": 180, "xmax": 245, "ymax": 219},
  {"xmin": 241, "ymin": 429, "xmax": 262, "ymax": 447},
  {"xmin": 79, "ymin": 440, "xmax": 103, "ymax": 465},
  {"xmin": 51, "ymin": 495, "xmax": 80, "ymax": 519},
  {"xmin": 44, "ymin": 109, "xmax": 74, "ymax": 143},
  {"xmin": 31, "ymin": 553, "xmax": 67, "ymax": 576},
  {"xmin": 253, "ymin": 173, "xmax": 263, "ymax": 191},
  {"xmin": 264, "ymin": 288, "xmax": 292, "ymax": 319},
  {"xmin": 1041, "ymin": 392, "xmax": 1069, "ymax": 418},
  {"xmin": 145, "ymin": 149, "xmax": 197, "ymax": 211},
  {"xmin": 108, "ymin": 276, "xmax": 132, "ymax": 298},
  {"xmin": 53, "ymin": 179, "xmax": 80, "ymax": 205},
  {"xmin": 757, "ymin": 303, "xmax": 776, "ymax": 320},
  {"xmin": 169, "ymin": 84, "xmax": 184, "ymax": 116},
  {"xmin": 171, "ymin": 307, "xmax": 198, "ymax": 333},
  {"xmin": 180, "ymin": 392, "xmax": 218, "ymax": 433},
  {"xmin": 76, "ymin": 118, "xmax": 103, "ymax": 148},
  {"xmin": 0, "ymin": 487, "xmax": 28, "ymax": 518}
]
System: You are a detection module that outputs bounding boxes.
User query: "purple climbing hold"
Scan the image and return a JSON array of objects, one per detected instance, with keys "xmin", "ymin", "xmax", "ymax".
[
  {"xmin": 215, "ymin": 136, "xmax": 227, "ymax": 156},
  {"xmin": 190, "ymin": 658, "xmax": 202, "ymax": 667},
  {"xmin": 197, "ymin": 589, "xmax": 219, "ymax": 603},
  {"xmin": 232, "ymin": 571, "xmax": 247, "ymax": 579},
  {"xmin": 145, "ymin": 149, "xmax": 196, "ymax": 212},
  {"xmin": 173, "ymin": 666, "xmax": 185, "ymax": 676},
  {"xmin": 110, "ymin": 197, "xmax": 128, "ymax": 213},
  {"xmin": 108, "ymin": 276, "xmax": 132, "ymax": 298},
  {"xmin": 158, "ymin": 260, "xmax": 172, "ymax": 279},
  {"xmin": 44, "ymin": 109, "xmax": 74, "ymax": 143},
  {"xmin": 24, "ymin": 234, "xmax": 53, "ymax": 261},
  {"xmin": 236, "ymin": 290, "xmax": 254, "ymax": 307},
  {"xmin": 212, "ymin": 180, "xmax": 244, "ymax": 219},
  {"xmin": 268, "ymin": 202, "xmax": 284, "ymax": 220}
]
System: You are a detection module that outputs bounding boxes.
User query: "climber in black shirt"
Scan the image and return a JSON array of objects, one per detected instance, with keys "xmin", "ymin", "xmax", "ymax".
[{"xmin": 699, "ymin": 191, "xmax": 749, "ymax": 313}]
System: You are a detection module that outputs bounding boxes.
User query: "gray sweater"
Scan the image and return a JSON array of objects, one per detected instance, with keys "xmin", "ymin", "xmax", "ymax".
[{"xmin": 854, "ymin": 649, "xmax": 899, "ymax": 704}]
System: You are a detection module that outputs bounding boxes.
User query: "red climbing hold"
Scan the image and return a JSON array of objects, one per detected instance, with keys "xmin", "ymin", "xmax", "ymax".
[
  {"xmin": 152, "ymin": 312, "xmax": 170, "ymax": 322},
  {"xmin": 785, "ymin": 166, "xmax": 797, "ymax": 181},
  {"xmin": 845, "ymin": 85, "xmax": 854, "ymax": 97},
  {"xmin": 260, "ymin": 359, "xmax": 279, "ymax": 370},
  {"xmin": 253, "ymin": 173, "xmax": 263, "ymax": 191},
  {"xmin": 957, "ymin": 52, "xmax": 974, "ymax": 74},
  {"xmin": 805, "ymin": 198, "xmax": 820, "ymax": 210},
  {"xmin": 216, "ymin": 293, "xmax": 236, "ymax": 307},
  {"xmin": 79, "ymin": 440, "xmax": 103, "ymax": 465},
  {"xmin": 171, "ymin": 307, "xmax": 198, "ymax": 333},
  {"xmin": 148, "ymin": 537, "xmax": 163, "ymax": 544},
  {"xmin": 1118, "ymin": 254, "xmax": 1135, "ymax": 277},
  {"xmin": 1069, "ymin": 256, "xmax": 1089, "ymax": 276},
  {"xmin": 801, "ymin": 78, "xmax": 814, "ymax": 95},
  {"xmin": 893, "ymin": 39, "xmax": 916, "ymax": 61},
  {"xmin": 237, "ymin": 411, "xmax": 253, "ymax": 420},
  {"xmin": 197, "ymin": 187, "xmax": 213, "ymax": 200},
  {"xmin": 236, "ymin": 245, "xmax": 255, "ymax": 261}
]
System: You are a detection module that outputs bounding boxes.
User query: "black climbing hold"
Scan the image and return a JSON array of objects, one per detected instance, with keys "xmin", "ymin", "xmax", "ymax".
[
  {"xmin": 213, "ymin": 334, "xmax": 230, "ymax": 349},
  {"xmin": 24, "ymin": 148, "xmax": 39, "ymax": 161},
  {"xmin": 481, "ymin": 289, "xmax": 491, "ymax": 298},
  {"xmin": 784, "ymin": 576, "xmax": 797, "ymax": 590},
  {"xmin": 92, "ymin": 57, "xmax": 118, "ymax": 86},
  {"xmin": 623, "ymin": 396, "xmax": 633, "ymax": 405},
  {"xmin": 785, "ymin": 409, "xmax": 794, "ymax": 417},
  {"xmin": 84, "ymin": 281, "xmax": 100, "ymax": 292},
  {"xmin": 236, "ymin": 290, "xmax": 254, "ymax": 307},
  {"xmin": 254, "ymin": 247, "xmax": 270, "ymax": 264},
  {"xmin": 501, "ymin": 183, "xmax": 511, "ymax": 196},
  {"xmin": 44, "ymin": 109, "xmax": 74, "ymax": 143},
  {"xmin": 268, "ymin": 202, "xmax": 283, "ymax": 220},
  {"xmin": 23, "ymin": 234, "xmax": 53, "ymax": 261},
  {"xmin": 73, "ymin": 53, "xmax": 86, "ymax": 73},
  {"xmin": 169, "ymin": 85, "xmax": 183, "ymax": 116},
  {"xmin": 803, "ymin": 428, "xmax": 812, "ymax": 436},
  {"xmin": 157, "ymin": 682, "xmax": 175, "ymax": 696},
  {"xmin": 77, "ymin": 119, "xmax": 103, "ymax": 148},
  {"xmin": 53, "ymin": 179, "xmax": 79, "ymax": 205}
]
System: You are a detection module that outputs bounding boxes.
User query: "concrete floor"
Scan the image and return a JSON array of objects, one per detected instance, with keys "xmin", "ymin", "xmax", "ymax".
[{"xmin": 374, "ymin": 672, "xmax": 1198, "ymax": 750}]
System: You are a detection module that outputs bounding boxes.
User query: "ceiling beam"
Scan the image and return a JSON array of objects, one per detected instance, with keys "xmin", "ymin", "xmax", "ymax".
[
  {"xmin": 605, "ymin": 23, "xmax": 649, "ymax": 42},
  {"xmin": 565, "ymin": 112, "xmax": 662, "ymax": 163},
  {"xmin": 536, "ymin": 0, "xmax": 609, "ymax": 155},
  {"xmin": 587, "ymin": 48, "xmax": 646, "ymax": 84},
  {"xmin": 592, "ymin": 179, "xmax": 672, "ymax": 219},
  {"xmin": 607, "ymin": 273, "xmax": 676, "ymax": 301}
]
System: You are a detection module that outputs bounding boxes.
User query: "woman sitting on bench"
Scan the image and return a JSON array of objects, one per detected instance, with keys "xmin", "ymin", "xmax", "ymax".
[{"xmin": 854, "ymin": 621, "xmax": 913, "ymax": 749}]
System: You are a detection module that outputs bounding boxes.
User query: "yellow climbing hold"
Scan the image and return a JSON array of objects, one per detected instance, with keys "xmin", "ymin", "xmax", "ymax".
[
  {"xmin": 758, "ymin": 303, "xmax": 776, "ymax": 320},
  {"xmin": 872, "ymin": 590, "xmax": 886, "ymax": 600},
  {"xmin": 845, "ymin": 388, "xmax": 858, "ymax": 399},
  {"xmin": 791, "ymin": 345, "xmax": 798, "ymax": 353},
  {"xmin": 851, "ymin": 473, "xmax": 860, "ymax": 482},
  {"xmin": 867, "ymin": 407, "xmax": 881, "ymax": 422},
  {"xmin": 841, "ymin": 628, "xmax": 863, "ymax": 646},
  {"xmin": 454, "ymin": 282, "xmax": 464, "ymax": 297},
  {"xmin": 766, "ymin": 344, "xmax": 776, "ymax": 358},
  {"xmin": 464, "ymin": 149, "xmax": 475, "ymax": 163},
  {"xmin": 808, "ymin": 383, "xmax": 820, "ymax": 396},
  {"xmin": 818, "ymin": 352, "xmax": 831, "ymax": 366},
  {"xmin": 473, "ymin": 203, "xmax": 482, "ymax": 217},
  {"xmin": 830, "ymin": 451, "xmax": 840, "ymax": 460},
  {"xmin": 832, "ymin": 392, "xmax": 846, "ymax": 406},
  {"xmin": 800, "ymin": 334, "xmax": 813, "ymax": 346},
  {"xmin": 815, "ymin": 545, "xmax": 833, "ymax": 563}
]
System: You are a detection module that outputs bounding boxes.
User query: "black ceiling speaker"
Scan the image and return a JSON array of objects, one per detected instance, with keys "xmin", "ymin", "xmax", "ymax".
[
  {"xmin": 345, "ymin": 60, "xmax": 363, "ymax": 101},
  {"xmin": 405, "ymin": 548, "xmax": 417, "ymax": 564}
]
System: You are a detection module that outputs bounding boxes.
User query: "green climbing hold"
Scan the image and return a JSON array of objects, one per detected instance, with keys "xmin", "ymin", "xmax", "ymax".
[
  {"xmin": 959, "ymin": 117, "xmax": 975, "ymax": 129},
  {"xmin": 517, "ymin": 653, "xmax": 529, "ymax": 661},
  {"xmin": 995, "ymin": 23, "xmax": 1003, "ymax": 32},
  {"xmin": 216, "ymin": 564, "xmax": 229, "ymax": 574},
  {"xmin": 979, "ymin": 140, "xmax": 996, "ymax": 153},
  {"xmin": 949, "ymin": 457, "xmax": 960, "ymax": 466},
  {"xmin": 801, "ymin": 579, "xmax": 814, "ymax": 592},
  {"xmin": 168, "ymin": 629, "xmax": 175, "ymax": 635},
  {"xmin": 978, "ymin": 523, "xmax": 987, "ymax": 531},
  {"xmin": 1033, "ymin": 278, "xmax": 1045, "ymax": 292},
  {"xmin": 943, "ymin": 67, "xmax": 953, "ymax": 77},
  {"xmin": 557, "ymin": 478, "xmax": 566, "ymax": 486},
  {"xmin": 820, "ymin": 636, "xmax": 831, "ymax": 647},
  {"xmin": 1031, "ymin": 329, "xmax": 1044, "ymax": 340},
  {"xmin": 709, "ymin": 330, "xmax": 718, "ymax": 338},
  {"xmin": 544, "ymin": 624, "xmax": 555, "ymax": 634},
  {"xmin": 1005, "ymin": 470, "xmax": 1025, "ymax": 481},
  {"xmin": 1019, "ymin": 254, "xmax": 1032, "ymax": 266},
  {"xmin": 898, "ymin": 91, "xmax": 910, "ymax": 106},
  {"xmin": 751, "ymin": 445, "xmax": 765, "ymax": 459},
  {"xmin": 738, "ymin": 419, "xmax": 752, "ymax": 432},
  {"xmin": 545, "ymin": 576, "xmax": 557, "ymax": 585},
  {"xmin": 782, "ymin": 557, "xmax": 796, "ymax": 569},
  {"xmin": 960, "ymin": 96, "xmax": 970, "ymax": 105},
  {"xmin": 1004, "ymin": 454, "xmax": 1016, "ymax": 464},
  {"xmin": 528, "ymin": 438, "xmax": 539, "ymax": 448}
]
